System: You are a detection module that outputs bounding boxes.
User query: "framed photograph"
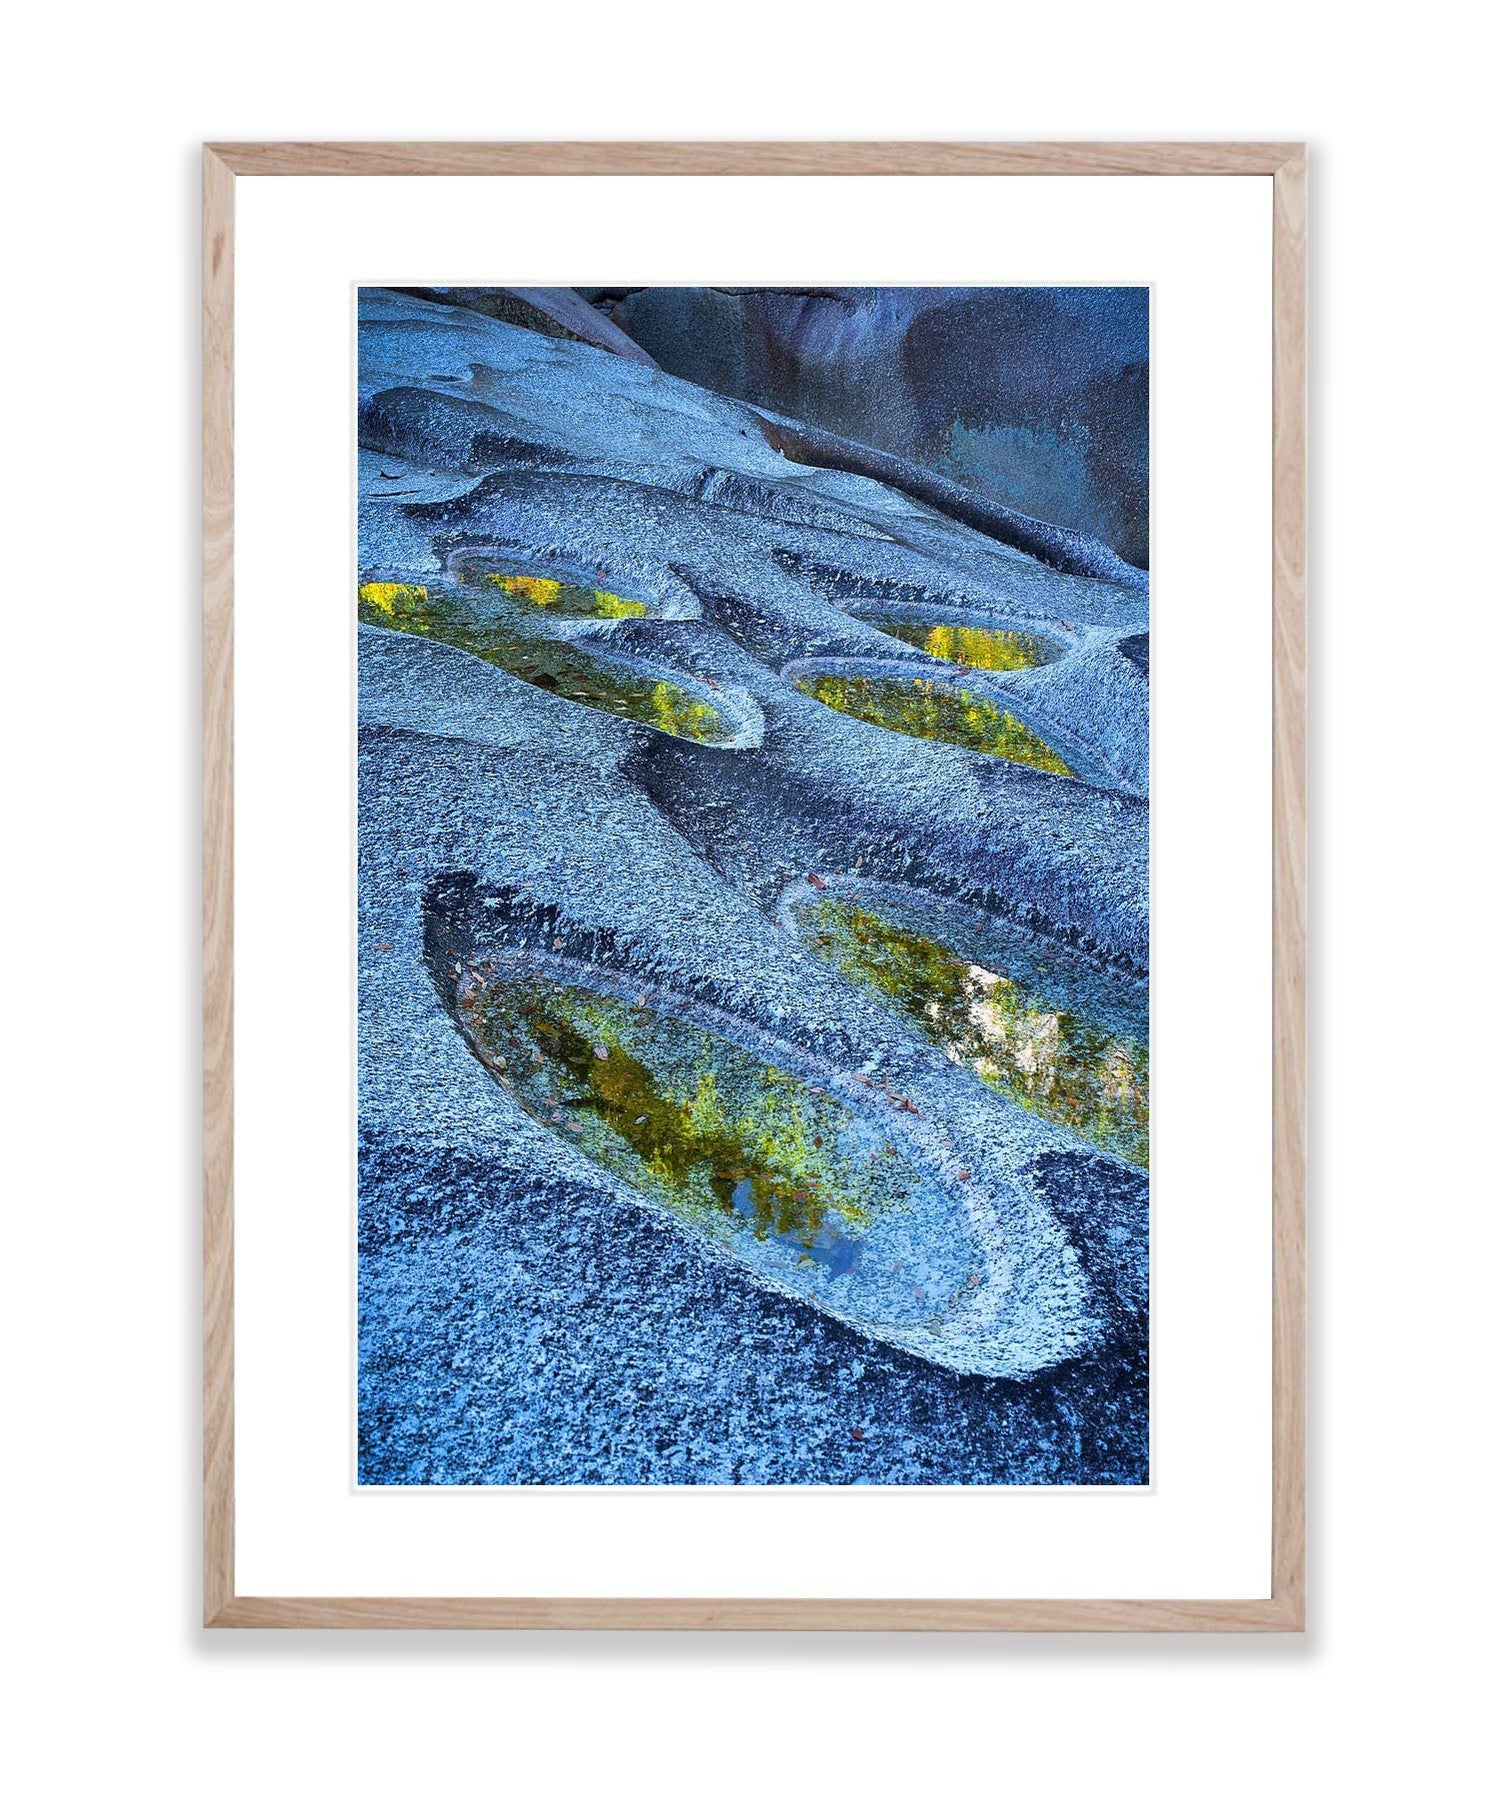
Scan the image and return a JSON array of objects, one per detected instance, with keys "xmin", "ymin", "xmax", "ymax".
[{"xmin": 204, "ymin": 141, "xmax": 1305, "ymax": 1629}]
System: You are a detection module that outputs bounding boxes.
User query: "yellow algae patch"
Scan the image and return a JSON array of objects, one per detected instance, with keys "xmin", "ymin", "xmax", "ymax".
[
  {"xmin": 800, "ymin": 900, "xmax": 1148, "ymax": 1168},
  {"xmin": 918, "ymin": 624, "xmax": 1054, "ymax": 672},
  {"xmin": 867, "ymin": 620, "xmax": 1060, "ymax": 670},
  {"xmin": 592, "ymin": 591, "xmax": 648, "ymax": 619},
  {"xmin": 487, "ymin": 572, "xmax": 565, "ymax": 607},
  {"xmin": 798, "ymin": 673, "xmax": 1073, "ymax": 776},
  {"xmin": 485, "ymin": 571, "xmax": 646, "ymax": 619},
  {"xmin": 358, "ymin": 581, "xmax": 429, "ymax": 618},
  {"xmin": 648, "ymin": 682, "xmax": 721, "ymax": 743}
]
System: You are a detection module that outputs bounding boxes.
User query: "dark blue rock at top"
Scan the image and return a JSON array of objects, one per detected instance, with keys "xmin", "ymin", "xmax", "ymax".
[
  {"xmin": 356, "ymin": 288, "xmax": 1149, "ymax": 1485},
  {"xmin": 601, "ymin": 287, "xmax": 1151, "ymax": 569}
]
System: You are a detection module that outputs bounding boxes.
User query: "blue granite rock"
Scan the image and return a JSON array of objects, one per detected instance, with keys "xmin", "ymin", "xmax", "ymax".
[
  {"xmin": 356, "ymin": 288, "xmax": 1149, "ymax": 1484},
  {"xmin": 601, "ymin": 286, "xmax": 1150, "ymax": 568}
]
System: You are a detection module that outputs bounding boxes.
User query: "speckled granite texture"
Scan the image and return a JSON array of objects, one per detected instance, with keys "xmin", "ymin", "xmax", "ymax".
[{"xmin": 356, "ymin": 288, "xmax": 1149, "ymax": 1485}]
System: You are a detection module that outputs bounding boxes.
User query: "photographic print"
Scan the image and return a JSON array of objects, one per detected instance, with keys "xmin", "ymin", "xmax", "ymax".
[{"xmin": 356, "ymin": 284, "xmax": 1150, "ymax": 1487}]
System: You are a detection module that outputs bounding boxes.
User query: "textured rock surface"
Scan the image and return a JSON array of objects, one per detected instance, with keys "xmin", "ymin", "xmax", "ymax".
[
  {"xmin": 398, "ymin": 286, "xmax": 661, "ymax": 365},
  {"xmin": 600, "ymin": 286, "xmax": 1150, "ymax": 568},
  {"xmin": 357, "ymin": 288, "xmax": 1149, "ymax": 1484}
]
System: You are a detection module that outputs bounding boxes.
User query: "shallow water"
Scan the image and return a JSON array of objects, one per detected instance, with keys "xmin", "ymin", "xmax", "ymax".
[
  {"xmin": 456, "ymin": 557, "xmax": 649, "ymax": 619},
  {"xmin": 798, "ymin": 897, "xmax": 1148, "ymax": 1167},
  {"xmin": 795, "ymin": 672, "xmax": 1073, "ymax": 774},
  {"xmin": 359, "ymin": 581, "xmax": 725, "ymax": 743},
  {"xmin": 456, "ymin": 975, "xmax": 975, "ymax": 1320},
  {"xmin": 870, "ymin": 620, "xmax": 1060, "ymax": 672}
]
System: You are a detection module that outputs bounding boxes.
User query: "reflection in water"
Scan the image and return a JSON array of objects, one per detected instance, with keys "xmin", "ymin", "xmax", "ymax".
[
  {"xmin": 799, "ymin": 899, "xmax": 1148, "ymax": 1167},
  {"xmin": 871, "ymin": 620, "xmax": 1060, "ymax": 672},
  {"xmin": 455, "ymin": 978, "xmax": 969, "ymax": 1314},
  {"xmin": 795, "ymin": 672, "xmax": 1073, "ymax": 775},
  {"xmin": 358, "ymin": 580, "xmax": 724, "ymax": 743},
  {"xmin": 471, "ymin": 563, "xmax": 647, "ymax": 620}
]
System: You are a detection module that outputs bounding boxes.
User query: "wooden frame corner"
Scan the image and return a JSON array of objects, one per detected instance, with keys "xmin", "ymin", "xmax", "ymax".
[{"xmin": 202, "ymin": 140, "xmax": 1307, "ymax": 1633}]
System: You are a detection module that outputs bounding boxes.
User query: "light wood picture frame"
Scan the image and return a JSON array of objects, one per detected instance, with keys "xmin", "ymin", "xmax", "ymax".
[{"xmin": 203, "ymin": 140, "xmax": 1306, "ymax": 1631}]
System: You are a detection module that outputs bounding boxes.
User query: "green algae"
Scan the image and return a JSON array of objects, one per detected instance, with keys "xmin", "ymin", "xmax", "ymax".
[
  {"xmin": 795, "ymin": 672, "xmax": 1073, "ymax": 775},
  {"xmin": 358, "ymin": 579, "xmax": 726, "ymax": 743},
  {"xmin": 799, "ymin": 899, "xmax": 1149, "ymax": 1167},
  {"xmin": 458, "ymin": 979, "xmax": 939, "ymax": 1279},
  {"xmin": 870, "ymin": 620, "xmax": 1060, "ymax": 672}
]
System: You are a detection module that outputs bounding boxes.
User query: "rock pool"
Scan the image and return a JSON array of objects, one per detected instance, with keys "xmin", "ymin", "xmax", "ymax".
[
  {"xmin": 359, "ymin": 579, "xmax": 727, "ymax": 743},
  {"xmin": 451, "ymin": 970, "xmax": 980, "ymax": 1332},
  {"xmin": 868, "ymin": 619, "xmax": 1062, "ymax": 672},
  {"xmin": 794, "ymin": 670, "xmax": 1074, "ymax": 774},
  {"xmin": 794, "ymin": 890, "xmax": 1149, "ymax": 1168}
]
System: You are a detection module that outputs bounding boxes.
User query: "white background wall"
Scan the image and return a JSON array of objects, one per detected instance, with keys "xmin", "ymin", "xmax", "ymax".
[{"xmin": 4, "ymin": 5, "xmax": 1492, "ymax": 1794}]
